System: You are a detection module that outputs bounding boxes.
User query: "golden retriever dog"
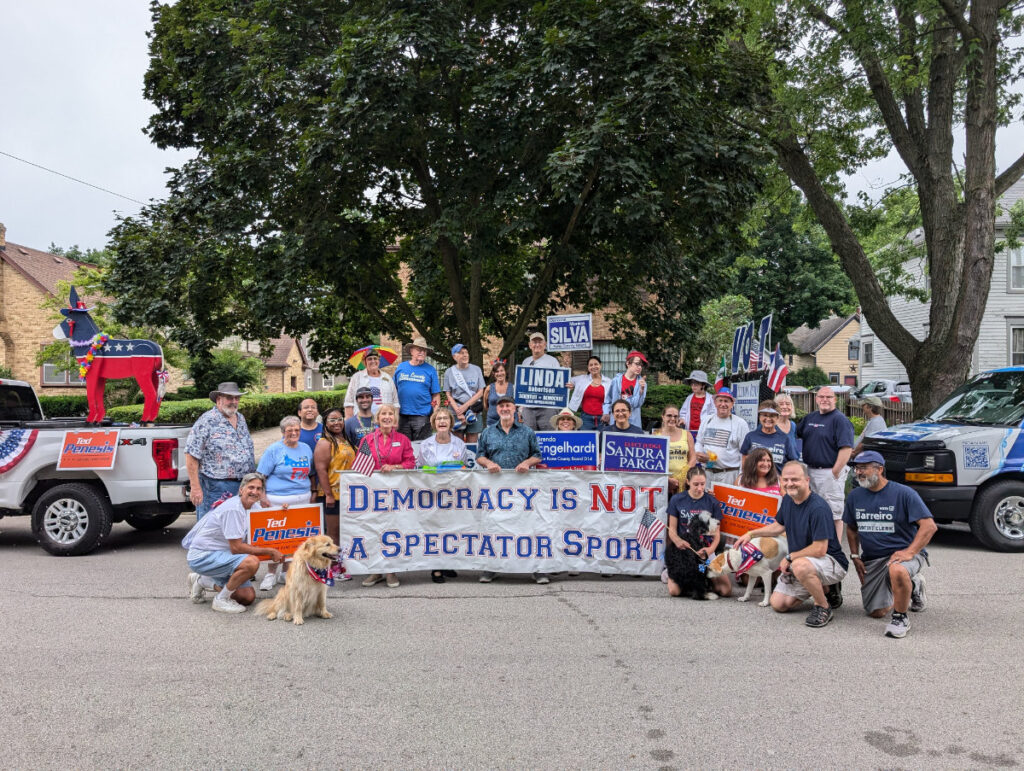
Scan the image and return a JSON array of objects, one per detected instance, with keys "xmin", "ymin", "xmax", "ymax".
[{"xmin": 254, "ymin": 535, "xmax": 341, "ymax": 625}]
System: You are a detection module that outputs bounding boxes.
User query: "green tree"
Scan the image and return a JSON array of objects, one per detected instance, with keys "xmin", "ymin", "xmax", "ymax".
[
  {"xmin": 190, "ymin": 347, "xmax": 265, "ymax": 396},
  {"xmin": 788, "ymin": 365, "xmax": 830, "ymax": 387},
  {"xmin": 743, "ymin": 0, "xmax": 1024, "ymax": 415},
  {"xmin": 106, "ymin": 0, "xmax": 766, "ymax": 377},
  {"xmin": 691, "ymin": 295, "xmax": 753, "ymax": 373}
]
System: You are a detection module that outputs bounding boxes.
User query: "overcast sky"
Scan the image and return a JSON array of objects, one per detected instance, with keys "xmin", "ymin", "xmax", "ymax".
[{"xmin": 1, "ymin": 4, "xmax": 1021, "ymax": 253}]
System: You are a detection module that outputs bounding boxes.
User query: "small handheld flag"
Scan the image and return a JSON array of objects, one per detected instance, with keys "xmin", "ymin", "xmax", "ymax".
[
  {"xmin": 636, "ymin": 509, "xmax": 666, "ymax": 552},
  {"xmin": 351, "ymin": 441, "xmax": 376, "ymax": 476}
]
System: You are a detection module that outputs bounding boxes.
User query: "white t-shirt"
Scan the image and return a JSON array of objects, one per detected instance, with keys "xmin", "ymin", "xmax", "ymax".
[
  {"xmin": 182, "ymin": 495, "xmax": 251, "ymax": 559},
  {"xmin": 366, "ymin": 375, "xmax": 383, "ymax": 414},
  {"xmin": 521, "ymin": 353, "xmax": 561, "ymax": 369},
  {"xmin": 417, "ymin": 435, "xmax": 467, "ymax": 466},
  {"xmin": 695, "ymin": 414, "xmax": 749, "ymax": 469}
]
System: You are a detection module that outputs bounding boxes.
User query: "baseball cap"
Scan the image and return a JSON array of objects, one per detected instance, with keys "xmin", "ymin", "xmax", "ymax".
[
  {"xmin": 355, "ymin": 387, "xmax": 373, "ymax": 398},
  {"xmin": 496, "ymin": 394, "xmax": 516, "ymax": 404},
  {"xmin": 862, "ymin": 396, "xmax": 883, "ymax": 407},
  {"xmin": 451, "ymin": 343, "xmax": 466, "ymax": 355},
  {"xmin": 852, "ymin": 450, "xmax": 885, "ymax": 466},
  {"xmin": 714, "ymin": 388, "xmax": 735, "ymax": 401},
  {"xmin": 528, "ymin": 331, "xmax": 545, "ymax": 341}
]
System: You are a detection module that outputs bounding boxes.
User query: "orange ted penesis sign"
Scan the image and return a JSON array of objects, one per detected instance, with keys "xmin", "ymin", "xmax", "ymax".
[
  {"xmin": 57, "ymin": 430, "xmax": 120, "ymax": 470},
  {"xmin": 711, "ymin": 483, "xmax": 781, "ymax": 540},
  {"xmin": 248, "ymin": 504, "xmax": 325, "ymax": 559}
]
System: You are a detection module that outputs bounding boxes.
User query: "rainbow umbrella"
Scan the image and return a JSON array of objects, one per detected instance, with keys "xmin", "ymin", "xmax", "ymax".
[{"xmin": 348, "ymin": 345, "xmax": 399, "ymax": 370}]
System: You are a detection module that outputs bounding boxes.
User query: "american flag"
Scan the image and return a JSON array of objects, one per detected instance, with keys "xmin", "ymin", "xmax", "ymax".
[
  {"xmin": 351, "ymin": 440, "xmax": 376, "ymax": 476},
  {"xmin": 636, "ymin": 509, "xmax": 666, "ymax": 551},
  {"xmin": 766, "ymin": 343, "xmax": 788, "ymax": 393}
]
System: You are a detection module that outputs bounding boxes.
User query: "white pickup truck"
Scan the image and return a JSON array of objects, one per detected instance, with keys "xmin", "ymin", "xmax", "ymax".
[{"xmin": 1, "ymin": 378, "xmax": 191, "ymax": 555}]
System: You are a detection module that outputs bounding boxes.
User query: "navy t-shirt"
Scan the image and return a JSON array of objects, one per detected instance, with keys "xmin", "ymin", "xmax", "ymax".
[
  {"xmin": 299, "ymin": 426, "xmax": 322, "ymax": 455},
  {"xmin": 740, "ymin": 428, "xmax": 799, "ymax": 470},
  {"xmin": 797, "ymin": 410, "xmax": 855, "ymax": 467},
  {"xmin": 602, "ymin": 423, "xmax": 646, "ymax": 435},
  {"xmin": 842, "ymin": 481, "xmax": 933, "ymax": 560},
  {"xmin": 666, "ymin": 492, "xmax": 722, "ymax": 538},
  {"xmin": 775, "ymin": 492, "xmax": 849, "ymax": 569}
]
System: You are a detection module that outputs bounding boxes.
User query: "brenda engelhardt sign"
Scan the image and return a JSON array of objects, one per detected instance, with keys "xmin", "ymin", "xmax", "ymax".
[
  {"xmin": 536, "ymin": 431, "xmax": 599, "ymax": 469},
  {"xmin": 711, "ymin": 482, "xmax": 780, "ymax": 540},
  {"xmin": 339, "ymin": 470, "xmax": 669, "ymax": 575},
  {"xmin": 546, "ymin": 313, "xmax": 593, "ymax": 352},
  {"xmin": 514, "ymin": 366, "xmax": 570, "ymax": 409},
  {"xmin": 249, "ymin": 504, "xmax": 325, "ymax": 559},
  {"xmin": 601, "ymin": 433, "xmax": 669, "ymax": 474}
]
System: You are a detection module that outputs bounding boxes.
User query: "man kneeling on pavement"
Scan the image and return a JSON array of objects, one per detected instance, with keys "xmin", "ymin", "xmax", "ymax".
[
  {"xmin": 843, "ymin": 450, "xmax": 935, "ymax": 638},
  {"xmin": 182, "ymin": 472, "xmax": 285, "ymax": 613},
  {"xmin": 735, "ymin": 460, "xmax": 848, "ymax": 628}
]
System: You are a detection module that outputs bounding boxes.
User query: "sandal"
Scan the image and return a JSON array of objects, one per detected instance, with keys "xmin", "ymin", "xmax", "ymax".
[{"xmin": 431, "ymin": 571, "xmax": 445, "ymax": 584}]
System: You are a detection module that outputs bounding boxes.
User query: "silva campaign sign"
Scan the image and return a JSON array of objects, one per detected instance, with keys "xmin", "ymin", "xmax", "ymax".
[
  {"xmin": 601, "ymin": 433, "xmax": 669, "ymax": 474},
  {"xmin": 711, "ymin": 482, "xmax": 780, "ymax": 540},
  {"xmin": 339, "ymin": 469, "xmax": 669, "ymax": 575},
  {"xmin": 546, "ymin": 313, "xmax": 593, "ymax": 352},
  {"xmin": 57, "ymin": 430, "xmax": 120, "ymax": 470},
  {"xmin": 514, "ymin": 366, "xmax": 570, "ymax": 409},
  {"xmin": 249, "ymin": 504, "xmax": 325, "ymax": 559},
  {"xmin": 536, "ymin": 431, "xmax": 599, "ymax": 469}
]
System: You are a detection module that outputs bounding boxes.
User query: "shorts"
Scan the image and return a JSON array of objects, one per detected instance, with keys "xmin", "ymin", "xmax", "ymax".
[
  {"xmin": 860, "ymin": 554, "xmax": 928, "ymax": 613},
  {"xmin": 187, "ymin": 550, "xmax": 253, "ymax": 587},
  {"xmin": 197, "ymin": 475, "xmax": 242, "ymax": 520},
  {"xmin": 520, "ymin": 407, "xmax": 559, "ymax": 431},
  {"xmin": 773, "ymin": 555, "xmax": 847, "ymax": 601},
  {"xmin": 399, "ymin": 413, "xmax": 432, "ymax": 441},
  {"xmin": 264, "ymin": 492, "xmax": 312, "ymax": 507},
  {"xmin": 808, "ymin": 467, "xmax": 848, "ymax": 519},
  {"xmin": 705, "ymin": 468, "xmax": 739, "ymax": 491}
]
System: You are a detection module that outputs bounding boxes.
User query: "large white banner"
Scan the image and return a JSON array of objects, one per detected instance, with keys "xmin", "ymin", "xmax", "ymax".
[{"xmin": 338, "ymin": 470, "xmax": 669, "ymax": 575}]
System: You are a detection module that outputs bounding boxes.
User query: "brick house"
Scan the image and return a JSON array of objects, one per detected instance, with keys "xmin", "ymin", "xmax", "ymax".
[
  {"xmin": 786, "ymin": 313, "xmax": 861, "ymax": 386},
  {"xmin": 0, "ymin": 225, "xmax": 94, "ymax": 393},
  {"xmin": 229, "ymin": 335, "xmax": 310, "ymax": 393}
]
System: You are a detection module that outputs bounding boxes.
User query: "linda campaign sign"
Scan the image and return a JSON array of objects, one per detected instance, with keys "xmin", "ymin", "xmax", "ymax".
[
  {"xmin": 601, "ymin": 434, "xmax": 669, "ymax": 474},
  {"xmin": 711, "ymin": 482, "xmax": 780, "ymax": 540},
  {"xmin": 57, "ymin": 430, "xmax": 120, "ymax": 470},
  {"xmin": 339, "ymin": 470, "xmax": 669, "ymax": 575},
  {"xmin": 546, "ymin": 313, "xmax": 592, "ymax": 352},
  {"xmin": 249, "ymin": 504, "xmax": 325, "ymax": 558},
  {"xmin": 514, "ymin": 366, "xmax": 570, "ymax": 409},
  {"xmin": 536, "ymin": 431, "xmax": 599, "ymax": 469}
]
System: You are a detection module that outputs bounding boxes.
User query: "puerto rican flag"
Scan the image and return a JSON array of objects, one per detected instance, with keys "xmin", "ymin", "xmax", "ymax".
[
  {"xmin": 0, "ymin": 429, "xmax": 38, "ymax": 473},
  {"xmin": 766, "ymin": 344, "xmax": 788, "ymax": 393}
]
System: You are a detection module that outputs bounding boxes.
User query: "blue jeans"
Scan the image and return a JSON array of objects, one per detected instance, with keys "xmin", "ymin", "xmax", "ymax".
[{"xmin": 197, "ymin": 475, "xmax": 241, "ymax": 520}]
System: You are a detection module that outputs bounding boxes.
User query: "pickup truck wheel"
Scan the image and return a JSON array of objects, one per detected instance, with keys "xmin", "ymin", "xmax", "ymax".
[
  {"xmin": 970, "ymin": 481, "xmax": 1024, "ymax": 552},
  {"xmin": 124, "ymin": 511, "xmax": 180, "ymax": 531},
  {"xmin": 31, "ymin": 483, "xmax": 113, "ymax": 556}
]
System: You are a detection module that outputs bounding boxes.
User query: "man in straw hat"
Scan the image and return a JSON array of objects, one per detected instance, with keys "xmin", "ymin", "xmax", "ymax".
[
  {"xmin": 394, "ymin": 336, "xmax": 441, "ymax": 441},
  {"xmin": 185, "ymin": 382, "xmax": 256, "ymax": 520}
]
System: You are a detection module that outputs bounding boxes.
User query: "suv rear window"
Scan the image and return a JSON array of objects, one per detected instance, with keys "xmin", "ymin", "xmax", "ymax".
[{"xmin": 0, "ymin": 384, "xmax": 44, "ymax": 422}]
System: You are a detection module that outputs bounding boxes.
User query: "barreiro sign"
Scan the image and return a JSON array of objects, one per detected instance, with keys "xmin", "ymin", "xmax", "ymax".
[
  {"xmin": 536, "ymin": 431, "xmax": 599, "ymax": 469},
  {"xmin": 249, "ymin": 504, "xmax": 325, "ymax": 559},
  {"xmin": 546, "ymin": 313, "xmax": 593, "ymax": 352},
  {"xmin": 711, "ymin": 482, "xmax": 780, "ymax": 540},
  {"xmin": 57, "ymin": 430, "xmax": 120, "ymax": 470},
  {"xmin": 339, "ymin": 470, "xmax": 669, "ymax": 575},
  {"xmin": 601, "ymin": 433, "xmax": 669, "ymax": 474}
]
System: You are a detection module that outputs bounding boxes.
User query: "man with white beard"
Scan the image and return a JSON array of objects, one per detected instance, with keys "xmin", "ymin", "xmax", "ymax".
[
  {"xmin": 185, "ymin": 381, "xmax": 257, "ymax": 519},
  {"xmin": 843, "ymin": 451, "xmax": 936, "ymax": 638}
]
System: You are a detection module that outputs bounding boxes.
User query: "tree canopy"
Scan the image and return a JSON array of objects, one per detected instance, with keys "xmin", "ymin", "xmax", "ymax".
[{"xmin": 106, "ymin": 0, "xmax": 768, "ymax": 378}]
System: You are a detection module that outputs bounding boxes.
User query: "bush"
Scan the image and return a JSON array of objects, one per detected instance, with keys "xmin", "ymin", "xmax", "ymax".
[
  {"xmin": 106, "ymin": 390, "xmax": 348, "ymax": 429},
  {"xmin": 189, "ymin": 348, "xmax": 266, "ymax": 395},
  {"xmin": 642, "ymin": 384, "xmax": 692, "ymax": 423},
  {"xmin": 788, "ymin": 366, "xmax": 830, "ymax": 387},
  {"xmin": 38, "ymin": 394, "xmax": 91, "ymax": 417},
  {"xmin": 0, "ymin": 365, "xmax": 13, "ymax": 379}
]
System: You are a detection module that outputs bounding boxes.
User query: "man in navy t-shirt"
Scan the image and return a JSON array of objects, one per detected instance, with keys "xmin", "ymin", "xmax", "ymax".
[
  {"xmin": 736, "ymin": 461, "xmax": 848, "ymax": 628},
  {"xmin": 394, "ymin": 337, "xmax": 441, "ymax": 441},
  {"xmin": 843, "ymin": 450, "xmax": 937, "ymax": 639},
  {"xmin": 797, "ymin": 387, "xmax": 855, "ymax": 541},
  {"xmin": 297, "ymin": 398, "xmax": 322, "ymax": 454}
]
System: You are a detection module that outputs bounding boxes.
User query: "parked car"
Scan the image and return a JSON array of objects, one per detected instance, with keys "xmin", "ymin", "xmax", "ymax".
[
  {"xmin": 781, "ymin": 385, "xmax": 808, "ymax": 395},
  {"xmin": 810, "ymin": 384, "xmax": 854, "ymax": 396},
  {"xmin": 1, "ymin": 379, "xmax": 191, "ymax": 555},
  {"xmin": 851, "ymin": 379, "xmax": 912, "ymax": 404},
  {"xmin": 863, "ymin": 366, "xmax": 1024, "ymax": 551}
]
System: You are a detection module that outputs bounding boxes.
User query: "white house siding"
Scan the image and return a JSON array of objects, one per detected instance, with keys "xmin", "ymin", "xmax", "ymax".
[{"xmin": 859, "ymin": 237, "xmax": 1024, "ymax": 381}]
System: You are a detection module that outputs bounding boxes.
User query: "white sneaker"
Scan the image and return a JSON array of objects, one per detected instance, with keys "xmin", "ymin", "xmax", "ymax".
[
  {"xmin": 660, "ymin": 568, "xmax": 669, "ymax": 584},
  {"xmin": 259, "ymin": 573, "xmax": 276, "ymax": 592},
  {"xmin": 277, "ymin": 568, "xmax": 288, "ymax": 585},
  {"xmin": 885, "ymin": 611, "xmax": 911, "ymax": 638},
  {"xmin": 188, "ymin": 572, "xmax": 206, "ymax": 603},
  {"xmin": 212, "ymin": 595, "xmax": 247, "ymax": 613}
]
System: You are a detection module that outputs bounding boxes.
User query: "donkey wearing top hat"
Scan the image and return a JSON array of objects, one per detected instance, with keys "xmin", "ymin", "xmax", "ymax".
[{"xmin": 53, "ymin": 286, "xmax": 166, "ymax": 423}]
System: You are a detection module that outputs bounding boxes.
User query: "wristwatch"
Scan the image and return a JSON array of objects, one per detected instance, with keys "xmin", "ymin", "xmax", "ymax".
[{"xmin": 850, "ymin": 553, "xmax": 862, "ymax": 560}]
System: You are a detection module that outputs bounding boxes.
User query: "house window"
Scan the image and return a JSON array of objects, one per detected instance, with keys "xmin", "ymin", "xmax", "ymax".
[
  {"xmin": 1011, "ymin": 326, "xmax": 1024, "ymax": 366},
  {"xmin": 290, "ymin": 375, "xmax": 297, "ymax": 390},
  {"xmin": 1010, "ymin": 249, "xmax": 1024, "ymax": 291},
  {"xmin": 847, "ymin": 339, "xmax": 859, "ymax": 360},
  {"xmin": 862, "ymin": 342, "xmax": 873, "ymax": 365},
  {"xmin": 591, "ymin": 341, "xmax": 629, "ymax": 374},
  {"xmin": 305, "ymin": 371, "xmax": 312, "ymax": 390},
  {"xmin": 829, "ymin": 372, "xmax": 840, "ymax": 384},
  {"xmin": 323, "ymin": 374, "xmax": 335, "ymax": 389},
  {"xmin": 39, "ymin": 349, "xmax": 85, "ymax": 387}
]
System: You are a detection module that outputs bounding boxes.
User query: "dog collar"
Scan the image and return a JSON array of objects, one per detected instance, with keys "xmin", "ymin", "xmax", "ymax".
[{"xmin": 307, "ymin": 558, "xmax": 344, "ymax": 586}]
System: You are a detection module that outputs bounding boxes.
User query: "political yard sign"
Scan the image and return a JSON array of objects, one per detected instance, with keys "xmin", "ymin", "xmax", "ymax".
[
  {"xmin": 249, "ymin": 504, "xmax": 325, "ymax": 559},
  {"xmin": 601, "ymin": 433, "xmax": 669, "ymax": 475},
  {"xmin": 57, "ymin": 430, "xmax": 120, "ymax": 470},
  {"xmin": 536, "ymin": 431, "xmax": 599, "ymax": 470},
  {"xmin": 515, "ymin": 366, "xmax": 570, "ymax": 410},
  {"xmin": 711, "ymin": 483, "xmax": 780, "ymax": 540},
  {"xmin": 546, "ymin": 313, "xmax": 593, "ymax": 352}
]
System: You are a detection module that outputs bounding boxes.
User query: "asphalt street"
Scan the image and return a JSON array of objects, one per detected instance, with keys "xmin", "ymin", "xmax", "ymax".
[{"xmin": 0, "ymin": 514, "xmax": 1021, "ymax": 770}]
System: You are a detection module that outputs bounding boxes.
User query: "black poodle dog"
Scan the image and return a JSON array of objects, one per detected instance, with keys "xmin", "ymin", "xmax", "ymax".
[{"xmin": 664, "ymin": 511, "xmax": 714, "ymax": 600}]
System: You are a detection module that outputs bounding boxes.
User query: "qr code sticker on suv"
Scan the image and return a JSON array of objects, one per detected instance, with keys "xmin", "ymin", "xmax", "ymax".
[{"xmin": 964, "ymin": 443, "xmax": 989, "ymax": 470}]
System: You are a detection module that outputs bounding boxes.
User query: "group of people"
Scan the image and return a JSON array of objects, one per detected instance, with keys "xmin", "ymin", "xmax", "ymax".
[{"xmin": 179, "ymin": 341, "xmax": 929, "ymax": 638}]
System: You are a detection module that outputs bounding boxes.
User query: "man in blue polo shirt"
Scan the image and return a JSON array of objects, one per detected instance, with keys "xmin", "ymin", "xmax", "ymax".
[
  {"xmin": 736, "ymin": 461, "xmax": 849, "ymax": 628},
  {"xmin": 798, "ymin": 386, "xmax": 855, "ymax": 542},
  {"xmin": 843, "ymin": 450, "xmax": 936, "ymax": 639},
  {"xmin": 394, "ymin": 336, "xmax": 441, "ymax": 441}
]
